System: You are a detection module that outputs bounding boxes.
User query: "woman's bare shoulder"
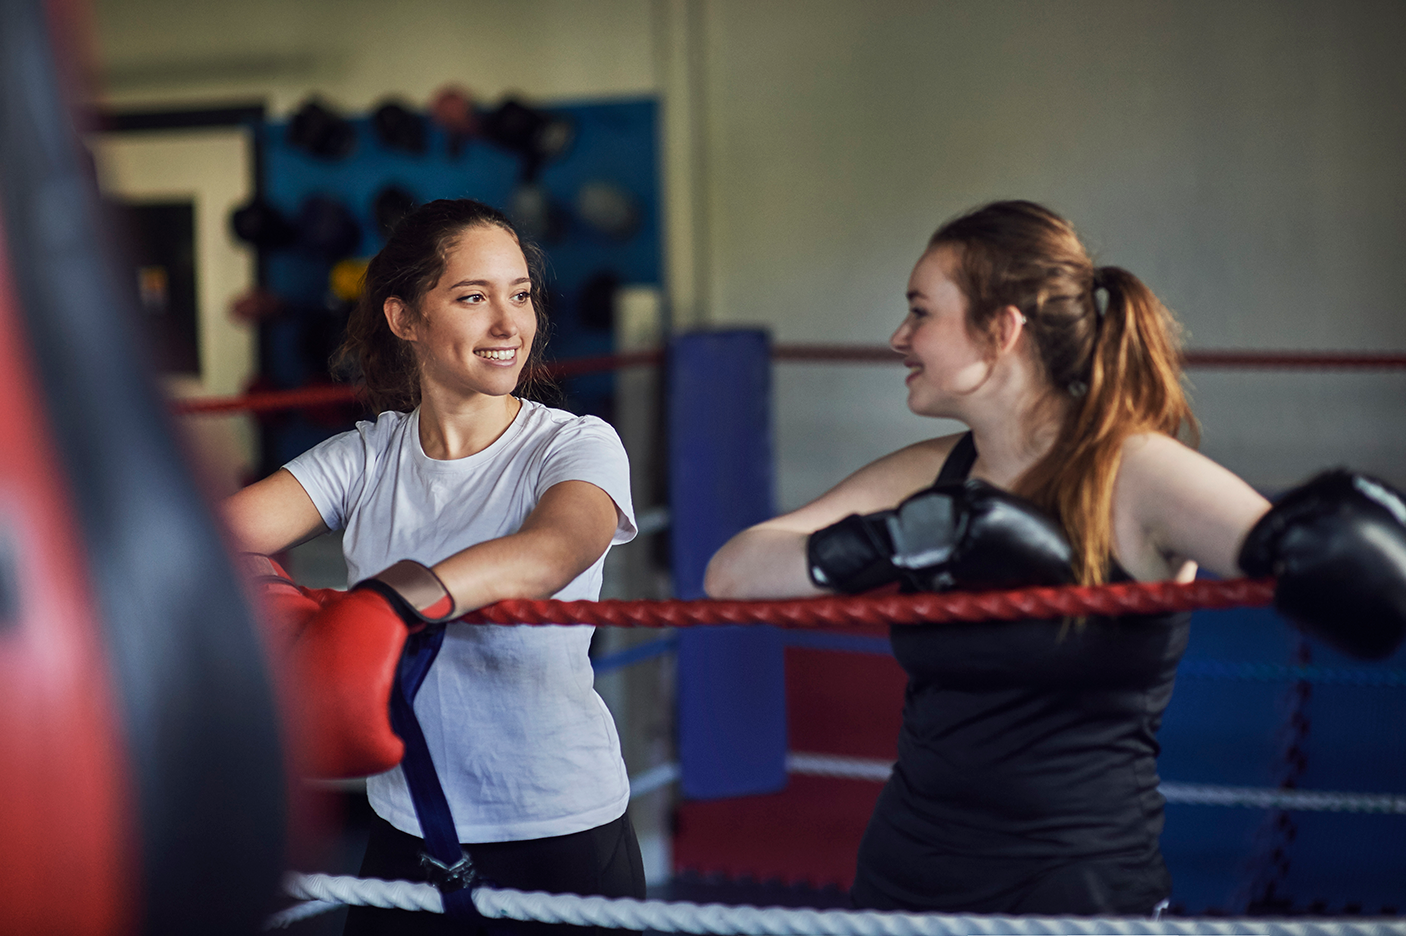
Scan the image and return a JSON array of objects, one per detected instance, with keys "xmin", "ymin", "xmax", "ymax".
[
  {"xmin": 1115, "ymin": 431, "xmax": 1271, "ymax": 577},
  {"xmin": 1117, "ymin": 432, "xmax": 1232, "ymax": 486}
]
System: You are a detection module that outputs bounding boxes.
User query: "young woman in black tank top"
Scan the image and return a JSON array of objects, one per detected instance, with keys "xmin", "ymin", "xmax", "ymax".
[{"xmin": 705, "ymin": 201, "xmax": 1406, "ymax": 914}]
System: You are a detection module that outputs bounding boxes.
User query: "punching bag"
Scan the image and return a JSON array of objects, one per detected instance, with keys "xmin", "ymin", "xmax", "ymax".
[{"xmin": 0, "ymin": 0, "xmax": 286, "ymax": 932}]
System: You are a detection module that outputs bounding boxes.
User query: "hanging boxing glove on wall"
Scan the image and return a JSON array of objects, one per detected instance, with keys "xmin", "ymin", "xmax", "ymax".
[
  {"xmin": 1239, "ymin": 469, "xmax": 1406, "ymax": 660},
  {"xmin": 807, "ymin": 478, "xmax": 1075, "ymax": 595}
]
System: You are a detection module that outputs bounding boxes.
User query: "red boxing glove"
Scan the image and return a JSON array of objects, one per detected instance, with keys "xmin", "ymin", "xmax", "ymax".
[
  {"xmin": 241, "ymin": 553, "xmax": 340, "ymax": 649},
  {"xmin": 284, "ymin": 559, "xmax": 458, "ymax": 779},
  {"xmin": 287, "ymin": 589, "xmax": 413, "ymax": 778}
]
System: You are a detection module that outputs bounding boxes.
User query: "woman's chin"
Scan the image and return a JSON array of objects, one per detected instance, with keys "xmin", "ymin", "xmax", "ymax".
[{"xmin": 906, "ymin": 392, "xmax": 954, "ymax": 420}]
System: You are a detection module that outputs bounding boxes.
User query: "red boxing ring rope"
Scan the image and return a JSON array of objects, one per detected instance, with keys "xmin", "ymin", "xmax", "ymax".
[
  {"xmin": 168, "ymin": 347, "xmax": 1406, "ymax": 416},
  {"xmin": 456, "ymin": 576, "xmax": 1276, "ymax": 631},
  {"xmin": 772, "ymin": 346, "xmax": 1406, "ymax": 369},
  {"xmin": 168, "ymin": 352, "xmax": 667, "ymax": 415}
]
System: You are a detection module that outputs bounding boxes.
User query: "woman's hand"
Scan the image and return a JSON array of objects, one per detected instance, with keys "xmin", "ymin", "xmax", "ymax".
[{"xmin": 431, "ymin": 479, "xmax": 621, "ymax": 612}]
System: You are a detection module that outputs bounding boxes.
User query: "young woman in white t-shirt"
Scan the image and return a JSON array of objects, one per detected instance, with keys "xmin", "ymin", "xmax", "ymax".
[{"xmin": 224, "ymin": 199, "xmax": 644, "ymax": 935}]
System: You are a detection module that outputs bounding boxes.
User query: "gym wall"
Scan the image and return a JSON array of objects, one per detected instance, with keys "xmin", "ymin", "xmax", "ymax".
[{"xmin": 90, "ymin": 0, "xmax": 1406, "ymax": 498}]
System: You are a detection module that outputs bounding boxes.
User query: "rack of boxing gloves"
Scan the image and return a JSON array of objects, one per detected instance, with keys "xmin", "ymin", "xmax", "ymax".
[{"xmin": 226, "ymin": 90, "xmax": 662, "ymax": 474}]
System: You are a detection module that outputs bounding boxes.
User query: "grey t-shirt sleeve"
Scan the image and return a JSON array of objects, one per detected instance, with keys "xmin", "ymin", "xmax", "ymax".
[
  {"xmin": 535, "ymin": 416, "xmax": 637, "ymax": 544},
  {"xmin": 282, "ymin": 425, "xmax": 373, "ymax": 532}
]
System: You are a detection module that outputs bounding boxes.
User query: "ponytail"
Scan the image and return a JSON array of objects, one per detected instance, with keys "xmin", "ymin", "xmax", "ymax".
[
  {"xmin": 1017, "ymin": 266, "xmax": 1196, "ymax": 584},
  {"xmin": 931, "ymin": 202, "xmax": 1196, "ymax": 586}
]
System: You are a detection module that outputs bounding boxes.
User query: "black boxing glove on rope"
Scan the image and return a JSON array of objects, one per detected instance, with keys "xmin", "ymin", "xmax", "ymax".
[
  {"xmin": 354, "ymin": 559, "xmax": 461, "ymax": 626},
  {"xmin": 1238, "ymin": 469, "xmax": 1406, "ymax": 660},
  {"xmin": 807, "ymin": 479, "xmax": 1076, "ymax": 594},
  {"xmin": 806, "ymin": 511, "xmax": 901, "ymax": 594}
]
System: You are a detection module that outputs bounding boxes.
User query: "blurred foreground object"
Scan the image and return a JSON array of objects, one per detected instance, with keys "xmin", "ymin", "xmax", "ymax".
[{"xmin": 0, "ymin": 0, "xmax": 287, "ymax": 932}]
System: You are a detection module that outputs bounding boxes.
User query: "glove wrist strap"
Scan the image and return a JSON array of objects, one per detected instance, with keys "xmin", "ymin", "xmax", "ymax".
[{"xmin": 365, "ymin": 559, "xmax": 458, "ymax": 623}]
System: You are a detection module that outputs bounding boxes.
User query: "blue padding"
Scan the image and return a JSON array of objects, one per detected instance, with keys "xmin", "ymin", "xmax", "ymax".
[
  {"xmin": 678, "ymin": 626, "xmax": 787, "ymax": 799},
  {"xmin": 591, "ymin": 634, "xmax": 678, "ymax": 674},
  {"xmin": 1159, "ymin": 606, "xmax": 1406, "ymax": 912},
  {"xmin": 667, "ymin": 330, "xmax": 775, "ymax": 599},
  {"xmin": 669, "ymin": 330, "xmax": 786, "ymax": 798}
]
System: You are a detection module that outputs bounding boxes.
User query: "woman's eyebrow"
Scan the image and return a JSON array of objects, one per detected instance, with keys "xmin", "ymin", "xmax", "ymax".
[{"xmin": 447, "ymin": 276, "xmax": 532, "ymax": 289}]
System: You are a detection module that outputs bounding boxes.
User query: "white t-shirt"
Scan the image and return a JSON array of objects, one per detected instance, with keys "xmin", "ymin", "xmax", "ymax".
[{"xmin": 284, "ymin": 400, "xmax": 636, "ymax": 842}]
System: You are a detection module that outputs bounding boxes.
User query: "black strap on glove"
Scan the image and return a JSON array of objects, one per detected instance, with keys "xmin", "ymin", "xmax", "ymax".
[
  {"xmin": 1239, "ymin": 469, "xmax": 1406, "ymax": 660},
  {"xmin": 354, "ymin": 559, "xmax": 460, "ymax": 626},
  {"xmin": 807, "ymin": 479, "xmax": 1075, "ymax": 594}
]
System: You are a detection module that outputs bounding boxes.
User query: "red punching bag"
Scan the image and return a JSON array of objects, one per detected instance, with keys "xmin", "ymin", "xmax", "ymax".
[
  {"xmin": 0, "ymin": 0, "xmax": 287, "ymax": 932},
  {"xmin": 0, "ymin": 212, "xmax": 137, "ymax": 936}
]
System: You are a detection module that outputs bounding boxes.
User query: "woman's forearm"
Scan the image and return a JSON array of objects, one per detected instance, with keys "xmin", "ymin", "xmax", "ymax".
[
  {"xmin": 431, "ymin": 528, "xmax": 596, "ymax": 611},
  {"xmin": 705, "ymin": 526, "xmax": 824, "ymax": 600},
  {"xmin": 429, "ymin": 479, "xmax": 619, "ymax": 613}
]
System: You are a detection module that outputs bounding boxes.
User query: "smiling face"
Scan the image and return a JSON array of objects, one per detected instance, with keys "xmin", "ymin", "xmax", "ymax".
[
  {"xmin": 386, "ymin": 224, "xmax": 536, "ymax": 402},
  {"xmin": 890, "ymin": 245, "xmax": 995, "ymax": 417}
]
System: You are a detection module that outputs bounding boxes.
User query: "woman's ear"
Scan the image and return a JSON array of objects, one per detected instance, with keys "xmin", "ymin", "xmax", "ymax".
[
  {"xmin": 994, "ymin": 305, "xmax": 1026, "ymax": 354},
  {"xmin": 384, "ymin": 297, "xmax": 416, "ymax": 342}
]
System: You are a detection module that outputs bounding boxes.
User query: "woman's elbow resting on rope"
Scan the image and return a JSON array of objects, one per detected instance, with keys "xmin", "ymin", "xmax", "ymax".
[{"xmin": 432, "ymin": 479, "xmax": 621, "ymax": 611}]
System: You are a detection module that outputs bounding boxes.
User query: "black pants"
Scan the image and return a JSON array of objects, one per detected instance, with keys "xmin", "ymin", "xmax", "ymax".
[{"xmin": 344, "ymin": 812, "xmax": 646, "ymax": 936}]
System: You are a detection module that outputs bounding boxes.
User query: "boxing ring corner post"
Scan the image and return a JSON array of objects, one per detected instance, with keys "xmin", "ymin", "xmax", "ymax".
[{"xmin": 669, "ymin": 329, "xmax": 788, "ymax": 799}]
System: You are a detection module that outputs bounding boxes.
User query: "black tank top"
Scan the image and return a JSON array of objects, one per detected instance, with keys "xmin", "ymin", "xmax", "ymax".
[{"xmin": 851, "ymin": 433, "xmax": 1190, "ymax": 915}]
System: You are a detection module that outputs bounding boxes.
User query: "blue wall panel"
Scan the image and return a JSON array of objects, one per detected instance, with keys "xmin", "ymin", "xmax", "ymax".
[{"xmin": 254, "ymin": 97, "xmax": 660, "ymax": 466}]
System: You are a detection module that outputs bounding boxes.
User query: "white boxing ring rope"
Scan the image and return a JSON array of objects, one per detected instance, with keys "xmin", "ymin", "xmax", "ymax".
[
  {"xmin": 274, "ymin": 871, "xmax": 1406, "ymax": 935},
  {"xmin": 784, "ymin": 753, "xmax": 1406, "ymax": 814},
  {"xmin": 270, "ymin": 753, "xmax": 1405, "ymax": 931}
]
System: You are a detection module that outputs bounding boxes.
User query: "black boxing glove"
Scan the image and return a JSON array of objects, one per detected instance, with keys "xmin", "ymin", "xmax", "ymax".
[
  {"xmin": 806, "ymin": 511, "xmax": 901, "ymax": 593},
  {"xmin": 1238, "ymin": 470, "xmax": 1406, "ymax": 660},
  {"xmin": 807, "ymin": 479, "xmax": 1075, "ymax": 594}
]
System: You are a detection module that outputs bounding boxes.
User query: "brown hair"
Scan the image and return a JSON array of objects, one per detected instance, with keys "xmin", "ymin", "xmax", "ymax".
[
  {"xmin": 930, "ymin": 200, "xmax": 1197, "ymax": 585},
  {"xmin": 333, "ymin": 198, "xmax": 554, "ymax": 413}
]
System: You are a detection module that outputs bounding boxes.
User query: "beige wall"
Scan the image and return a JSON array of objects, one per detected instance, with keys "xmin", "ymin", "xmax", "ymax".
[
  {"xmin": 94, "ymin": 0, "xmax": 657, "ymax": 111},
  {"xmin": 91, "ymin": 0, "xmax": 1406, "ymax": 504},
  {"xmin": 694, "ymin": 1, "xmax": 1406, "ymax": 503},
  {"xmin": 89, "ymin": 127, "xmax": 259, "ymax": 497}
]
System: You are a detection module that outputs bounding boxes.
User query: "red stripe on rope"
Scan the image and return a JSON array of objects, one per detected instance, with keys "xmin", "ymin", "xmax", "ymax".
[
  {"xmin": 173, "ymin": 384, "xmax": 359, "ymax": 415},
  {"xmin": 543, "ymin": 349, "xmax": 663, "ymax": 379},
  {"xmin": 457, "ymin": 576, "xmax": 1275, "ymax": 630},
  {"xmin": 774, "ymin": 345, "xmax": 1406, "ymax": 369},
  {"xmin": 1181, "ymin": 350, "xmax": 1406, "ymax": 368},
  {"xmin": 171, "ymin": 347, "xmax": 1406, "ymax": 416},
  {"xmin": 171, "ymin": 352, "xmax": 666, "ymax": 415}
]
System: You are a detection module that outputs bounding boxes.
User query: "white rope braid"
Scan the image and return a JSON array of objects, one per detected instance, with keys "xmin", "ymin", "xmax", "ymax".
[
  {"xmin": 284, "ymin": 872, "xmax": 442, "ymax": 913},
  {"xmin": 1157, "ymin": 782, "xmax": 1406, "ymax": 815},
  {"xmin": 269, "ymin": 761, "xmax": 1403, "ymax": 929},
  {"xmin": 281, "ymin": 872, "xmax": 1406, "ymax": 935},
  {"xmin": 786, "ymin": 753, "xmax": 1406, "ymax": 813},
  {"xmin": 787, "ymin": 752, "xmax": 893, "ymax": 781},
  {"xmin": 264, "ymin": 897, "xmax": 342, "ymax": 929}
]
